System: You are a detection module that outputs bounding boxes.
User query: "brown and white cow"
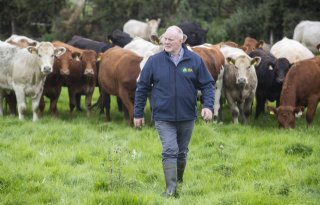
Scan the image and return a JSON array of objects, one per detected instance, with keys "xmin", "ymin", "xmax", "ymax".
[
  {"xmin": 0, "ymin": 42, "xmax": 65, "ymax": 121},
  {"xmin": 51, "ymin": 41, "xmax": 98, "ymax": 116},
  {"xmin": 191, "ymin": 44, "xmax": 225, "ymax": 122},
  {"xmin": 267, "ymin": 56, "xmax": 320, "ymax": 129},
  {"xmin": 98, "ymin": 46, "xmax": 142, "ymax": 125},
  {"xmin": 219, "ymin": 45, "xmax": 261, "ymax": 124},
  {"xmin": 123, "ymin": 18, "xmax": 161, "ymax": 41}
]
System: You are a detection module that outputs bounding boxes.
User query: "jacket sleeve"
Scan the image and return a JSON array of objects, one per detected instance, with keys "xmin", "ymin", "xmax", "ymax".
[
  {"xmin": 134, "ymin": 58, "xmax": 153, "ymax": 118},
  {"xmin": 197, "ymin": 59, "xmax": 215, "ymax": 110}
]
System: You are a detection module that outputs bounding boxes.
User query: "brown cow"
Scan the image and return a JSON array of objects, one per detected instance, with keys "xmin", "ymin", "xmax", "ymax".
[
  {"xmin": 51, "ymin": 41, "xmax": 98, "ymax": 116},
  {"xmin": 39, "ymin": 47, "xmax": 77, "ymax": 114},
  {"xmin": 242, "ymin": 37, "xmax": 264, "ymax": 54},
  {"xmin": 98, "ymin": 46, "xmax": 142, "ymax": 125},
  {"xmin": 268, "ymin": 56, "xmax": 320, "ymax": 129}
]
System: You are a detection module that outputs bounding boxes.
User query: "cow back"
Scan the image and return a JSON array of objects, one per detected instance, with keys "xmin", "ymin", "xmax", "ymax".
[{"xmin": 99, "ymin": 47, "xmax": 142, "ymax": 95}]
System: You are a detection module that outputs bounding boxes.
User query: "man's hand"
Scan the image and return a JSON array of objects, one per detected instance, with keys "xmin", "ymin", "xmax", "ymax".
[
  {"xmin": 201, "ymin": 108, "xmax": 212, "ymax": 122},
  {"xmin": 134, "ymin": 117, "xmax": 145, "ymax": 128}
]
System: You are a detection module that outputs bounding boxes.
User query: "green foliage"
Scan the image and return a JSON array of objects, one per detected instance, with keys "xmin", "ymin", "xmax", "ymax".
[{"xmin": 1, "ymin": 0, "xmax": 320, "ymax": 43}]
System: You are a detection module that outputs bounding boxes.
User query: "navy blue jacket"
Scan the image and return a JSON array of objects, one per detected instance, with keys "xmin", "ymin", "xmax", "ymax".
[{"xmin": 134, "ymin": 45, "xmax": 214, "ymax": 121}]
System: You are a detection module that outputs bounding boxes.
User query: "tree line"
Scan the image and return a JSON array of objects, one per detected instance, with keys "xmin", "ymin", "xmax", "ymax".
[{"xmin": 0, "ymin": 0, "xmax": 319, "ymax": 44}]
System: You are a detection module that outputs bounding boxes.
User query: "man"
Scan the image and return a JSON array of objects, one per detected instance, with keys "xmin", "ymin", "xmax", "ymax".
[{"xmin": 134, "ymin": 25, "xmax": 214, "ymax": 197}]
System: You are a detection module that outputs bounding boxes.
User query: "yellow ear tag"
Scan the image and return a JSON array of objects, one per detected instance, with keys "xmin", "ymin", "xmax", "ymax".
[{"xmin": 269, "ymin": 111, "xmax": 275, "ymax": 115}]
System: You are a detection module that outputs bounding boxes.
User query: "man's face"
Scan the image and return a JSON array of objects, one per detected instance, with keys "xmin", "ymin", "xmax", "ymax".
[{"xmin": 162, "ymin": 30, "xmax": 182, "ymax": 55}]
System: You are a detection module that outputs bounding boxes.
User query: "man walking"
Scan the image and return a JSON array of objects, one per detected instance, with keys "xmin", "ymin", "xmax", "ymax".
[{"xmin": 134, "ymin": 25, "xmax": 214, "ymax": 197}]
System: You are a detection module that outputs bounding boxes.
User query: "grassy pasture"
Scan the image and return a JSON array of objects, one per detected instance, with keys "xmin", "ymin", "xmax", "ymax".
[{"xmin": 0, "ymin": 87, "xmax": 319, "ymax": 205}]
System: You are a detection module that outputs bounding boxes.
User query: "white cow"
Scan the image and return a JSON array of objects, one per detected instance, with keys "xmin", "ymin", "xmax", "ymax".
[
  {"xmin": 293, "ymin": 20, "xmax": 320, "ymax": 53},
  {"xmin": 5, "ymin": 34, "xmax": 39, "ymax": 48},
  {"xmin": 123, "ymin": 18, "xmax": 161, "ymax": 40},
  {"xmin": 0, "ymin": 42, "xmax": 66, "ymax": 121},
  {"xmin": 270, "ymin": 37, "xmax": 314, "ymax": 63},
  {"xmin": 219, "ymin": 45, "xmax": 260, "ymax": 124}
]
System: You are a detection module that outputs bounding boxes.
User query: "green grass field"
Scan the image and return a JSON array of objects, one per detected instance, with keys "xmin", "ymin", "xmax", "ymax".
[{"xmin": 0, "ymin": 88, "xmax": 319, "ymax": 205}]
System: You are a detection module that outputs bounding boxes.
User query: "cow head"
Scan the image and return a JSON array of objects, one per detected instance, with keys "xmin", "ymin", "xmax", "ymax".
[
  {"xmin": 80, "ymin": 50, "xmax": 97, "ymax": 77},
  {"xmin": 27, "ymin": 42, "xmax": 66, "ymax": 75},
  {"xmin": 54, "ymin": 48, "xmax": 74, "ymax": 76},
  {"xmin": 274, "ymin": 58, "xmax": 292, "ymax": 83},
  {"xmin": 179, "ymin": 22, "xmax": 207, "ymax": 46},
  {"xmin": 267, "ymin": 105, "xmax": 304, "ymax": 129},
  {"xmin": 227, "ymin": 55, "xmax": 260, "ymax": 86},
  {"xmin": 108, "ymin": 29, "xmax": 132, "ymax": 47},
  {"xmin": 146, "ymin": 18, "xmax": 161, "ymax": 37}
]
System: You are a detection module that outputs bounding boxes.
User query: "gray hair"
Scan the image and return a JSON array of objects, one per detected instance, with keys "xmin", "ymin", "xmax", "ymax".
[{"xmin": 165, "ymin": 25, "xmax": 184, "ymax": 40}]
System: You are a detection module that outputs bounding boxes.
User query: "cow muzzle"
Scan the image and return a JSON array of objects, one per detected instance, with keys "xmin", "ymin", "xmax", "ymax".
[
  {"xmin": 84, "ymin": 68, "xmax": 95, "ymax": 76},
  {"xmin": 60, "ymin": 68, "xmax": 70, "ymax": 76},
  {"xmin": 236, "ymin": 77, "xmax": 247, "ymax": 86},
  {"xmin": 42, "ymin": 66, "xmax": 53, "ymax": 75}
]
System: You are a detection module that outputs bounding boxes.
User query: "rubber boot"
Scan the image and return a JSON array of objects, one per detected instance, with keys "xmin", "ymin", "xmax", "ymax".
[
  {"xmin": 162, "ymin": 162, "xmax": 177, "ymax": 197},
  {"xmin": 177, "ymin": 161, "xmax": 186, "ymax": 183}
]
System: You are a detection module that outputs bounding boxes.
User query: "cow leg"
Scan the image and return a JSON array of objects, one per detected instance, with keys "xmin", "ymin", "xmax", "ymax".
[
  {"xmin": 255, "ymin": 93, "xmax": 266, "ymax": 119},
  {"xmin": 104, "ymin": 93, "xmax": 111, "ymax": 121},
  {"xmin": 39, "ymin": 95, "xmax": 45, "ymax": 114},
  {"xmin": 306, "ymin": 97, "xmax": 319, "ymax": 124},
  {"xmin": 118, "ymin": 88, "xmax": 134, "ymax": 125},
  {"xmin": 76, "ymin": 93, "xmax": 83, "ymax": 111},
  {"xmin": 31, "ymin": 93, "xmax": 43, "ymax": 121},
  {"xmin": 225, "ymin": 91, "xmax": 239, "ymax": 124},
  {"xmin": 213, "ymin": 67, "xmax": 224, "ymax": 123},
  {"xmin": 49, "ymin": 95, "xmax": 59, "ymax": 115},
  {"xmin": 68, "ymin": 89, "xmax": 76, "ymax": 114},
  {"xmin": 243, "ymin": 96, "xmax": 254, "ymax": 124},
  {"xmin": 85, "ymin": 92, "xmax": 93, "ymax": 117},
  {"xmin": 13, "ymin": 86, "xmax": 27, "ymax": 120}
]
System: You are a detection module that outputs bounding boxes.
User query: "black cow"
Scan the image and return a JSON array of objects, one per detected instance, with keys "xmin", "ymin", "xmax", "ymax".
[
  {"xmin": 178, "ymin": 22, "xmax": 207, "ymax": 46},
  {"xmin": 67, "ymin": 35, "xmax": 123, "ymax": 113},
  {"xmin": 249, "ymin": 48, "xmax": 291, "ymax": 118},
  {"xmin": 107, "ymin": 29, "xmax": 132, "ymax": 47}
]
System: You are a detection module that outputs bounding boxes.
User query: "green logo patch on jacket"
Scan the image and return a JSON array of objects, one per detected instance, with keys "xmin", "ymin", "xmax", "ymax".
[{"xmin": 182, "ymin": 67, "xmax": 193, "ymax": 73}]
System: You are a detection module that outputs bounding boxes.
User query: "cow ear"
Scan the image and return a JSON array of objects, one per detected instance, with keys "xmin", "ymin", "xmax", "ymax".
[
  {"xmin": 251, "ymin": 57, "xmax": 261, "ymax": 66},
  {"xmin": 150, "ymin": 35, "xmax": 160, "ymax": 45},
  {"xmin": 226, "ymin": 57, "xmax": 235, "ymax": 65},
  {"xmin": 72, "ymin": 52, "xmax": 81, "ymax": 61},
  {"xmin": 157, "ymin": 18, "xmax": 161, "ymax": 23},
  {"xmin": 145, "ymin": 18, "xmax": 149, "ymax": 22},
  {"xmin": 27, "ymin": 46, "xmax": 38, "ymax": 54},
  {"xmin": 294, "ymin": 106, "xmax": 304, "ymax": 118},
  {"xmin": 96, "ymin": 53, "xmax": 102, "ymax": 62},
  {"xmin": 54, "ymin": 47, "xmax": 66, "ymax": 57},
  {"xmin": 257, "ymin": 40, "xmax": 264, "ymax": 48},
  {"xmin": 241, "ymin": 46, "xmax": 248, "ymax": 53},
  {"xmin": 266, "ymin": 106, "xmax": 278, "ymax": 116}
]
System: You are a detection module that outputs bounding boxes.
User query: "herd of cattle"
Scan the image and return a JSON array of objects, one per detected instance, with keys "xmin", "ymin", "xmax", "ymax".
[{"xmin": 0, "ymin": 19, "xmax": 320, "ymax": 129}]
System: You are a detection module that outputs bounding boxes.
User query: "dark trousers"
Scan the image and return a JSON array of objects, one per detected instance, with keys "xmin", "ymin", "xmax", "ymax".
[{"xmin": 155, "ymin": 120, "xmax": 195, "ymax": 164}]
